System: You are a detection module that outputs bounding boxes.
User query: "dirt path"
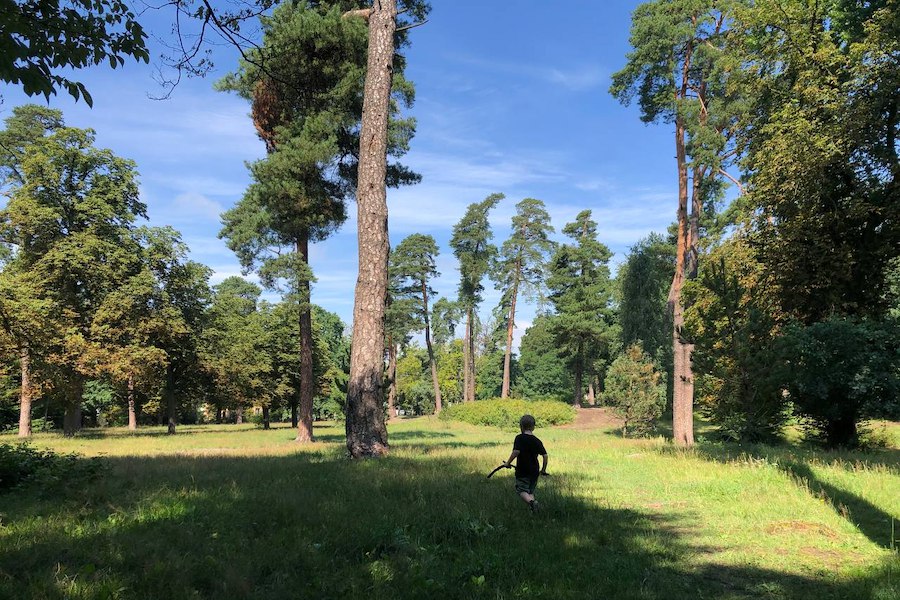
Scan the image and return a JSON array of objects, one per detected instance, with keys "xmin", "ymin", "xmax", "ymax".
[{"xmin": 561, "ymin": 407, "xmax": 622, "ymax": 430}]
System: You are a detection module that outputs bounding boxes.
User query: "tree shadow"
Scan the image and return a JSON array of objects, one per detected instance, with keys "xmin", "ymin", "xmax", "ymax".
[
  {"xmin": 1, "ymin": 445, "xmax": 896, "ymax": 599},
  {"xmin": 661, "ymin": 442, "xmax": 900, "ymax": 550}
]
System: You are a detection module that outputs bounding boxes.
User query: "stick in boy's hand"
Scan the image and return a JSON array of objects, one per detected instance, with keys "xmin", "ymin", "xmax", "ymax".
[{"xmin": 486, "ymin": 463, "xmax": 513, "ymax": 479}]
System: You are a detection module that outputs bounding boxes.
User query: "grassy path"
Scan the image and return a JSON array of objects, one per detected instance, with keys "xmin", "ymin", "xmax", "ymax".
[{"xmin": 1, "ymin": 417, "xmax": 898, "ymax": 599}]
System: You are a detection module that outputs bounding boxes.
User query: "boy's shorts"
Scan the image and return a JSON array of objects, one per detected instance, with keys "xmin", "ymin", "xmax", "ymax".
[{"xmin": 515, "ymin": 476, "xmax": 537, "ymax": 495}]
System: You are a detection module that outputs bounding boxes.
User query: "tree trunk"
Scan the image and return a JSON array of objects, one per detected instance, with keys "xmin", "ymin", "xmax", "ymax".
[
  {"xmin": 466, "ymin": 308, "xmax": 476, "ymax": 402},
  {"xmin": 262, "ymin": 405, "xmax": 270, "ymax": 430},
  {"xmin": 573, "ymin": 359, "xmax": 583, "ymax": 407},
  {"xmin": 236, "ymin": 406, "xmax": 244, "ymax": 425},
  {"xmin": 216, "ymin": 407, "xmax": 222, "ymax": 424},
  {"xmin": 297, "ymin": 236, "xmax": 316, "ymax": 443},
  {"xmin": 501, "ymin": 275, "xmax": 520, "ymax": 399},
  {"xmin": 63, "ymin": 403, "xmax": 81, "ymax": 437},
  {"xmin": 17, "ymin": 346, "xmax": 33, "ymax": 438},
  {"xmin": 127, "ymin": 372, "xmax": 137, "ymax": 431},
  {"xmin": 670, "ymin": 111, "xmax": 695, "ymax": 447},
  {"xmin": 422, "ymin": 283, "xmax": 442, "ymax": 414},
  {"xmin": 587, "ymin": 380, "xmax": 595, "ymax": 406},
  {"xmin": 462, "ymin": 312, "xmax": 471, "ymax": 402},
  {"xmin": 386, "ymin": 337, "xmax": 397, "ymax": 419},
  {"xmin": 291, "ymin": 401, "xmax": 298, "ymax": 428},
  {"xmin": 165, "ymin": 363, "xmax": 177, "ymax": 435},
  {"xmin": 345, "ymin": 0, "xmax": 396, "ymax": 458}
]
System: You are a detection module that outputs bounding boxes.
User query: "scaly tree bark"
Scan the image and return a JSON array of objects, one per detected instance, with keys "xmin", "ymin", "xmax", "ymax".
[
  {"xmin": 345, "ymin": 0, "xmax": 396, "ymax": 457},
  {"xmin": 18, "ymin": 346, "xmax": 32, "ymax": 438}
]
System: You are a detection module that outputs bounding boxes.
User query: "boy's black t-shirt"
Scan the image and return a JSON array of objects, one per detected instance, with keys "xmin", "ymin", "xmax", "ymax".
[{"xmin": 513, "ymin": 433, "xmax": 546, "ymax": 479}]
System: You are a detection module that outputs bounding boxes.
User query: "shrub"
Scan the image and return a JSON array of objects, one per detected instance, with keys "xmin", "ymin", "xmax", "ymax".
[
  {"xmin": 0, "ymin": 443, "xmax": 102, "ymax": 492},
  {"xmin": 439, "ymin": 398, "xmax": 575, "ymax": 430},
  {"xmin": 603, "ymin": 344, "xmax": 664, "ymax": 437}
]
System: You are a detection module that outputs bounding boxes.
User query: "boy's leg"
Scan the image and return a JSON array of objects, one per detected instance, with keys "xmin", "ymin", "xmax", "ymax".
[{"xmin": 519, "ymin": 491, "xmax": 534, "ymax": 504}]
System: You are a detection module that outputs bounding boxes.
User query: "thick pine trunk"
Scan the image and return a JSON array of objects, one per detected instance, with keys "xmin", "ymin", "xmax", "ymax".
[
  {"xmin": 18, "ymin": 346, "xmax": 33, "ymax": 438},
  {"xmin": 165, "ymin": 363, "xmax": 177, "ymax": 435},
  {"xmin": 501, "ymin": 276, "xmax": 519, "ymax": 399},
  {"xmin": 297, "ymin": 236, "xmax": 316, "ymax": 443},
  {"xmin": 386, "ymin": 338, "xmax": 397, "ymax": 419},
  {"xmin": 263, "ymin": 405, "xmax": 270, "ymax": 430},
  {"xmin": 236, "ymin": 406, "xmax": 244, "ymax": 425},
  {"xmin": 127, "ymin": 372, "xmax": 137, "ymax": 431},
  {"xmin": 587, "ymin": 380, "xmax": 595, "ymax": 406},
  {"xmin": 345, "ymin": 0, "xmax": 395, "ymax": 457},
  {"xmin": 291, "ymin": 402, "xmax": 298, "ymax": 428},
  {"xmin": 671, "ymin": 113, "xmax": 695, "ymax": 447}
]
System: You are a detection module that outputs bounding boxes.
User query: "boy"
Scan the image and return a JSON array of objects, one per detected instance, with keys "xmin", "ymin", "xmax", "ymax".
[{"xmin": 503, "ymin": 414, "xmax": 548, "ymax": 512}]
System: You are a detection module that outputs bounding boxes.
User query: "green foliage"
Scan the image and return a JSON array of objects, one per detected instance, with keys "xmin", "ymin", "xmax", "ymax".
[
  {"xmin": 439, "ymin": 398, "xmax": 575, "ymax": 429},
  {"xmin": 603, "ymin": 345, "xmax": 665, "ymax": 437},
  {"xmin": 617, "ymin": 233, "xmax": 674, "ymax": 390},
  {"xmin": 516, "ymin": 314, "xmax": 571, "ymax": 402},
  {"xmin": 547, "ymin": 210, "xmax": 616, "ymax": 402},
  {"xmin": 777, "ymin": 318, "xmax": 900, "ymax": 448},
  {"xmin": 684, "ymin": 237, "xmax": 787, "ymax": 442},
  {"xmin": 0, "ymin": 0, "xmax": 149, "ymax": 105},
  {"xmin": 450, "ymin": 194, "xmax": 503, "ymax": 311},
  {"xmin": 0, "ymin": 443, "xmax": 100, "ymax": 491},
  {"xmin": 735, "ymin": 0, "xmax": 900, "ymax": 323}
]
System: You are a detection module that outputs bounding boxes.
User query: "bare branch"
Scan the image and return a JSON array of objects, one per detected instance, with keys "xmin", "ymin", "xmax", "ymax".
[
  {"xmin": 342, "ymin": 8, "xmax": 373, "ymax": 20},
  {"xmin": 396, "ymin": 19, "xmax": 427, "ymax": 33},
  {"xmin": 718, "ymin": 168, "xmax": 746, "ymax": 195}
]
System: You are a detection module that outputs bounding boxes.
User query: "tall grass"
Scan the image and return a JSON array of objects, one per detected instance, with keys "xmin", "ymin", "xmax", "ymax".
[{"xmin": 0, "ymin": 417, "xmax": 897, "ymax": 599}]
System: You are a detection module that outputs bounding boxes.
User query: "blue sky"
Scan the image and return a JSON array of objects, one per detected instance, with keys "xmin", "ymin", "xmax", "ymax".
[{"xmin": 1, "ymin": 0, "xmax": 678, "ymax": 348}]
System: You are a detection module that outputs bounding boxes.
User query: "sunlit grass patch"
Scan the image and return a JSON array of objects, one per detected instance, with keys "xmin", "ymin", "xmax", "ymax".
[{"xmin": 0, "ymin": 418, "xmax": 897, "ymax": 599}]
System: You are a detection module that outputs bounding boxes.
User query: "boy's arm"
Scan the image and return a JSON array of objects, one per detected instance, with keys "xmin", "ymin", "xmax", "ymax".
[
  {"xmin": 540, "ymin": 453, "xmax": 548, "ymax": 474},
  {"xmin": 504, "ymin": 449, "xmax": 520, "ymax": 467}
]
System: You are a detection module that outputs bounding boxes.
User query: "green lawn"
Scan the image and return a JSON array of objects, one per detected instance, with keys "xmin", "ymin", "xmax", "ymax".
[{"xmin": 1, "ymin": 416, "xmax": 898, "ymax": 599}]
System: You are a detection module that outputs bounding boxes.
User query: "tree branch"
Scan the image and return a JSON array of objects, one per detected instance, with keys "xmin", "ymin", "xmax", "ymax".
[
  {"xmin": 718, "ymin": 168, "xmax": 746, "ymax": 195},
  {"xmin": 396, "ymin": 19, "xmax": 428, "ymax": 33}
]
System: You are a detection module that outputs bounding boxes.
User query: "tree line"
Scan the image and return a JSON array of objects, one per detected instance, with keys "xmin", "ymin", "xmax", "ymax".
[{"xmin": 1, "ymin": 0, "xmax": 898, "ymax": 451}]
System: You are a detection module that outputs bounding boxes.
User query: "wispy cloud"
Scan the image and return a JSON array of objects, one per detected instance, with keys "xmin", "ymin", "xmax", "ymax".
[{"xmin": 445, "ymin": 54, "xmax": 607, "ymax": 92}]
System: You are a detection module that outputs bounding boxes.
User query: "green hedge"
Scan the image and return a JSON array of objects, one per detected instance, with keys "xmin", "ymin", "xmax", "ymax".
[
  {"xmin": 0, "ymin": 443, "xmax": 101, "ymax": 492},
  {"xmin": 439, "ymin": 399, "xmax": 576, "ymax": 430}
]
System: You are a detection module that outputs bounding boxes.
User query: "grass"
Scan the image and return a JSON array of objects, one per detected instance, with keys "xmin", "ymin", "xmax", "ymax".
[{"xmin": 0, "ymin": 415, "xmax": 898, "ymax": 600}]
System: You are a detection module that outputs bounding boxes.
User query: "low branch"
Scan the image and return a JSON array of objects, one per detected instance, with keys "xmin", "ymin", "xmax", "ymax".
[{"xmin": 342, "ymin": 8, "xmax": 373, "ymax": 20}]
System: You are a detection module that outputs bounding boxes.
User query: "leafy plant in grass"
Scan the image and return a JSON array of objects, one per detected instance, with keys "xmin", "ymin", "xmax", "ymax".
[
  {"xmin": 603, "ymin": 344, "xmax": 665, "ymax": 437},
  {"xmin": 0, "ymin": 443, "xmax": 101, "ymax": 491},
  {"xmin": 440, "ymin": 398, "xmax": 575, "ymax": 429}
]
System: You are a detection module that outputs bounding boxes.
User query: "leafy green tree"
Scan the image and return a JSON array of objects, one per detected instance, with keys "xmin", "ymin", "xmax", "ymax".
[
  {"xmin": 547, "ymin": 210, "xmax": 616, "ymax": 406},
  {"xmin": 604, "ymin": 344, "xmax": 665, "ymax": 438},
  {"xmin": 777, "ymin": 318, "xmax": 900, "ymax": 448},
  {"xmin": 618, "ymin": 232, "xmax": 675, "ymax": 404},
  {"xmin": 0, "ymin": 0, "xmax": 149, "ymax": 105},
  {"xmin": 734, "ymin": 0, "xmax": 900, "ymax": 324},
  {"xmin": 202, "ymin": 277, "xmax": 271, "ymax": 427},
  {"xmin": 493, "ymin": 198, "xmax": 555, "ymax": 398},
  {"xmin": 436, "ymin": 339, "xmax": 464, "ymax": 406},
  {"xmin": 611, "ymin": 0, "xmax": 745, "ymax": 446},
  {"xmin": 683, "ymin": 237, "xmax": 785, "ymax": 442},
  {"xmin": 390, "ymin": 234, "xmax": 442, "ymax": 414},
  {"xmin": 0, "ymin": 106, "xmax": 145, "ymax": 435},
  {"xmin": 450, "ymin": 193, "xmax": 503, "ymax": 402},
  {"xmin": 517, "ymin": 314, "xmax": 572, "ymax": 401},
  {"xmin": 88, "ymin": 227, "xmax": 201, "ymax": 431}
]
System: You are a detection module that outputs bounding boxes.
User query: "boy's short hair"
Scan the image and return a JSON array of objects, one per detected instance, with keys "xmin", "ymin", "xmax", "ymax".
[{"xmin": 520, "ymin": 414, "xmax": 536, "ymax": 431}]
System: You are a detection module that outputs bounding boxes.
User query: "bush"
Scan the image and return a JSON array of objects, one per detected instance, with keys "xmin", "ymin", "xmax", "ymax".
[
  {"xmin": 603, "ymin": 345, "xmax": 664, "ymax": 437},
  {"xmin": 439, "ymin": 398, "xmax": 575, "ymax": 429},
  {"xmin": 0, "ymin": 443, "xmax": 102, "ymax": 492}
]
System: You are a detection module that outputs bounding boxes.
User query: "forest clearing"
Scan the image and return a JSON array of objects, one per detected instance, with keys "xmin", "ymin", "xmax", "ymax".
[
  {"xmin": 1, "ymin": 414, "xmax": 898, "ymax": 599},
  {"xmin": 2, "ymin": 0, "xmax": 900, "ymax": 598}
]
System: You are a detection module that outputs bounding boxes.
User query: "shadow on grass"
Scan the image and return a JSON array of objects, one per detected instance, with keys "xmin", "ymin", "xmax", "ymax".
[
  {"xmin": 1, "ymin": 444, "xmax": 897, "ymax": 599},
  {"xmin": 667, "ymin": 442, "xmax": 900, "ymax": 550}
]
